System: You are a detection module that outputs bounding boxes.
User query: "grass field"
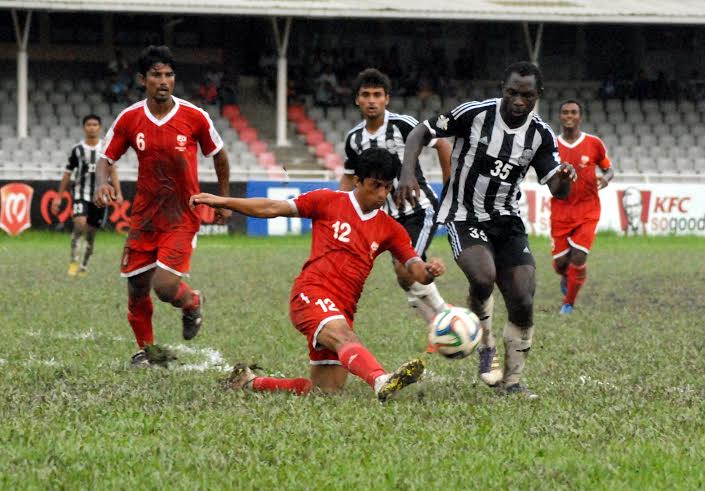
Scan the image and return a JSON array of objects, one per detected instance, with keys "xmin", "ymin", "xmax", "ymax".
[{"xmin": 1, "ymin": 231, "xmax": 704, "ymax": 490}]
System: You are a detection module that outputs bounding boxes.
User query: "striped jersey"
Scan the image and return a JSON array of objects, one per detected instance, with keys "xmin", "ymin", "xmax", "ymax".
[
  {"xmin": 344, "ymin": 110, "xmax": 438, "ymax": 218},
  {"xmin": 425, "ymin": 98, "xmax": 560, "ymax": 224},
  {"xmin": 65, "ymin": 139, "xmax": 102, "ymax": 202}
]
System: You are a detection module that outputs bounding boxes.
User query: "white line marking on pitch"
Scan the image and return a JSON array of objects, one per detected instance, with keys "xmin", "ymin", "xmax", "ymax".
[{"xmin": 169, "ymin": 344, "xmax": 233, "ymax": 373}]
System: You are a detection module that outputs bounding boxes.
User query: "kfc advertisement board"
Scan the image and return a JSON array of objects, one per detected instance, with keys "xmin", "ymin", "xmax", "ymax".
[{"xmin": 517, "ymin": 182, "xmax": 705, "ymax": 236}]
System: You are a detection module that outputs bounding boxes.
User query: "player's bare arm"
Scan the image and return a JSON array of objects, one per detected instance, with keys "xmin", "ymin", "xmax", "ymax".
[
  {"xmin": 547, "ymin": 163, "xmax": 577, "ymax": 200},
  {"xmin": 109, "ymin": 164, "xmax": 124, "ymax": 205},
  {"xmin": 339, "ymin": 173, "xmax": 355, "ymax": 191},
  {"xmin": 190, "ymin": 193, "xmax": 295, "ymax": 218},
  {"xmin": 406, "ymin": 257, "xmax": 445, "ymax": 285},
  {"xmin": 598, "ymin": 167, "xmax": 614, "ymax": 189},
  {"xmin": 51, "ymin": 170, "xmax": 72, "ymax": 215},
  {"xmin": 212, "ymin": 149, "xmax": 232, "ymax": 224},
  {"xmin": 396, "ymin": 123, "xmax": 432, "ymax": 209},
  {"xmin": 94, "ymin": 157, "xmax": 117, "ymax": 207},
  {"xmin": 434, "ymin": 138, "xmax": 452, "ymax": 184}
]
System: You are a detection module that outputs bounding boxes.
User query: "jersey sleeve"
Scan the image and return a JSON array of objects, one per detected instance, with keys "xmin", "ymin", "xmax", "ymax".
[
  {"xmin": 424, "ymin": 102, "xmax": 476, "ymax": 139},
  {"xmin": 594, "ymin": 137, "xmax": 612, "ymax": 170},
  {"xmin": 101, "ymin": 114, "xmax": 131, "ymax": 164},
  {"xmin": 343, "ymin": 133, "xmax": 359, "ymax": 175},
  {"xmin": 384, "ymin": 218, "xmax": 421, "ymax": 267},
  {"xmin": 194, "ymin": 109, "xmax": 224, "ymax": 157},
  {"xmin": 289, "ymin": 189, "xmax": 334, "ymax": 219},
  {"xmin": 532, "ymin": 124, "xmax": 562, "ymax": 185},
  {"xmin": 395, "ymin": 115, "xmax": 437, "ymax": 149},
  {"xmin": 65, "ymin": 147, "xmax": 79, "ymax": 172}
]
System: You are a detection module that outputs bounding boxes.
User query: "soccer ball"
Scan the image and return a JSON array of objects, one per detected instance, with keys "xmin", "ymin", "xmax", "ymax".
[{"xmin": 428, "ymin": 307, "xmax": 481, "ymax": 359}]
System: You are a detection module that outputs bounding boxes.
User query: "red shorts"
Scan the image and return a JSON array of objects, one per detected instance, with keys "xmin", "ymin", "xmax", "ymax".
[
  {"xmin": 289, "ymin": 286, "xmax": 354, "ymax": 365},
  {"xmin": 120, "ymin": 230, "xmax": 197, "ymax": 277},
  {"xmin": 550, "ymin": 218, "xmax": 599, "ymax": 258}
]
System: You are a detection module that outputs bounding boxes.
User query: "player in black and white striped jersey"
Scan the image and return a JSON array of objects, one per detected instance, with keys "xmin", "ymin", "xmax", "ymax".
[
  {"xmin": 52, "ymin": 114, "xmax": 123, "ymax": 276},
  {"xmin": 397, "ymin": 62, "xmax": 576, "ymax": 398},
  {"xmin": 340, "ymin": 68, "xmax": 452, "ymax": 338}
]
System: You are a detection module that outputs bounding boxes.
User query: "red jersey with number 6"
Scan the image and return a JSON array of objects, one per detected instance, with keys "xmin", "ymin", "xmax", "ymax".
[
  {"xmin": 289, "ymin": 189, "xmax": 420, "ymax": 315},
  {"xmin": 102, "ymin": 97, "xmax": 223, "ymax": 233},
  {"xmin": 551, "ymin": 132, "xmax": 612, "ymax": 221}
]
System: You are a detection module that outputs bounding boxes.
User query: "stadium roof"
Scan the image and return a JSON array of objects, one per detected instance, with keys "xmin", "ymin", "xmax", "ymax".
[{"xmin": 2, "ymin": 0, "xmax": 705, "ymax": 25}]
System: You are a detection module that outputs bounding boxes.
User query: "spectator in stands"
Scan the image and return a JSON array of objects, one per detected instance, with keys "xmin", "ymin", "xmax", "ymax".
[
  {"xmin": 219, "ymin": 74, "xmax": 239, "ymax": 106},
  {"xmin": 257, "ymin": 50, "xmax": 277, "ymax": 103},
  {"xmin": 632, "ymin": 69, "xmax": 650, "ymax": 100},
  {"xmin": 198, "ymin": 78, "xmax": 218, "ymax": 105},
  {"xmin": 314, "ymin": 64, "xmax": 341, "ymax": 109},
  {"xmin": 599, "ymin": 72, "xmax": 617, "ymax": 103}
]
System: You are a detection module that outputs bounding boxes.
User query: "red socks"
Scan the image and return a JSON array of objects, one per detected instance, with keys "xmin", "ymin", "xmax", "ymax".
[
  {"xmin": 252, "ymin": 377, "xmax": 312, "ymax": 395},
  {"xmin": 337, "ymin": 342, "xmax": 386, "ymax": 388},
  {"xmin": 171, "ymin": 282, "xmax": 198, "ymax": 310},
  {"xmin": 564, "ymin": 263, "xmax": 587, "ymax": 305},
  {"xmin": 127, "ymin": 295, "xmax": 154, "ymax": 348}
]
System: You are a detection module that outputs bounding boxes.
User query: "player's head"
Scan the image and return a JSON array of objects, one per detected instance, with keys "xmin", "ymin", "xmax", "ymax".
[
  {"xmin": 353, "ymin": 148, "xmax": 398, "ymax": 211},
  {"xmin": 82, "ymin": 114, "xmax": 101, "ymax": 138},
  {"xmin": 500, "ymin": 61, "xmax": 543, "ymax": 127},
  {"xmin": 138, "ymin": 45, "xmax": 176, "ymax": 103},
  {"xmin": 354, "ymin": 68, "xmax": 391, "ymax": 120},
  {"xmin": 559, "ymin": 99, "xmax": 583, "ymax": 132}
]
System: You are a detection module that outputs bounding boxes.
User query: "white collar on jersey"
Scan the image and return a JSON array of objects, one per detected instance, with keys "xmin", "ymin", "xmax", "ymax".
[
  {"xmin": 348, "ymin": 191, "xmax": 379, "ymax": 221},
  {"xmin": 558, "ymin": 132, "xmax": 586, "ymax": 149},
  {"xmin": 363, "ymin": 109, "xmax": 390, "ymax": 138},
  {"xmin": 496, "ymin": 98, "xmax": 534, "ymax": 134},
  {"xmin": 142, "ymin": 97, "xmax": 180, "ymax": 127},
  {"xmin": 80, "ymin": 139, "xmax": 102, "ymax": 150}
]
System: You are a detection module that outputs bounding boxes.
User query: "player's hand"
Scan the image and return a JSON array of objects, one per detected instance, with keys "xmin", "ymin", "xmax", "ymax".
[
  {"xmin": 190, "ymin": 192, "xmax": 221, "ymax": 209},
  {"xmin": 115, "ymin": 193, "xmax": 124, "ymax": 205},
  {"xmin": 214, "ymin": 207, "xmax": 232, "ymax": 225},
  {"xmin": 558, "ymin": 163, "xmax": 577, "ymax": 182},
  {"xmin": 425, "ymin": 257, "xmax": 445, "ymax": 278},
  {"xmin": 51, "ymin": 197, "xmax": 62, "ymax": 215},
  {"xmin": 94, "ymin": 184, "xmax": 117, "ymax": 208},
  {"xmin": 395, "ymin": 174, "xmax": 420, "ymax": 211},
  {"xmin": 597, "ymin": 176, "xmax": 609, "ymax": 190}
]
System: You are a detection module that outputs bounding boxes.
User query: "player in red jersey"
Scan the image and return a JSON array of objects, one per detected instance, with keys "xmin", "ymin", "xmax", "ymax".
[
  {"xmin": 550, "ymin": 100, "xmax": 614, "ymax": 314},
  {"xmin": 191, "ymin": 148, "xmax": 445, "ymax": 401},
  {"xmin": 93, "ymin": 46, "xmax": 232, "ymax": 365}
]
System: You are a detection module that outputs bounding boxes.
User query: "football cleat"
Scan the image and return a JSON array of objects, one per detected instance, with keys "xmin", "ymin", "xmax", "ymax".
[
  {"xmin": 503, "ymin": 383, "xmax": 539, "ymax": 400},
  {"xmin": 182, "ymin": 290, "xmax": 205, "ymax": 340},
  {"xmin": 130, "ymin": 350, "xmax": 150, "ymax": 368},
  {"xmin": 376, "ymin": 359, "xmax": 425, "ymax": 402},
  {"xmin": 224, "ymin": 363, "xmax": 257, "ymax": 390},
  {"xmin": 478, "ymin": 346, "xmax": 503, "ymax": 387},
  {"xmin": 143, "ymin": 344, "xmax": 177, "ymax": 367},
  {"xmin": 67, "ymin": 261, "xmax": 79, "ymax": 277},
  {"xmin": 559, "ymin": 303, "xmax": 574, "ymax": 315},
  {"xmin": 77, "ymin": 266, "xmax": 88, "ymax": 277},
  {"xmin": 560, "ymin": 276, "xmax": 568, "ymax": 295}
]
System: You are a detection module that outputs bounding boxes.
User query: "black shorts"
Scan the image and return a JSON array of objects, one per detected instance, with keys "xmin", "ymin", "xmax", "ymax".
[
  {"xmin": 446, "ymin": 216, "xmax": 535, "ymax": 270},
  {"xmin": 396, "ymin": 207, "xmax": 438, "ymax": 261},
  {"xmin": 72, "ymin": 200, "xmax": 105, "ymax": 228}
]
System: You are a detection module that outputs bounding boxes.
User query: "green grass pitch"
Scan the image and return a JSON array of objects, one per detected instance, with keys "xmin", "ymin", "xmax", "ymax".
[{"xmin": 1, "ymin": 231, "xmax": 704, "ymax": 489}]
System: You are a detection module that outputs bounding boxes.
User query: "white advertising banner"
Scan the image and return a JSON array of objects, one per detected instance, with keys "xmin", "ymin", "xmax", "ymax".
[{"xmin": 518, "ymin": 182, "xmax": 705, "ymax": 236}]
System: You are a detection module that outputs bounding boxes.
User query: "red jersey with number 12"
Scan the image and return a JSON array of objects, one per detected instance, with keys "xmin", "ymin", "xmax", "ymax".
[
  {"xmin": 552, "ymin": 132, "xmax": 612, "ymax": 221},
  {"xmin": 290, "ymin": 189, "xmax": 420, "ymax": 315},
  {"xmin": 102, "ymin": 97, "xmax": 223, "ymax": 233}
]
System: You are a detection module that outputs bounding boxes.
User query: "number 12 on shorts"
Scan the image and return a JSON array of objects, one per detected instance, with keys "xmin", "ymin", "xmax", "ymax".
[{"xmin": 299, "ymin": 292, "xmax": 339, "ymax": 312}]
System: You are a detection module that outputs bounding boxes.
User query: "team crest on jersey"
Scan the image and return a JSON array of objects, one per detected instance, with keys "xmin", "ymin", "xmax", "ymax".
[
  {"xmin": 518, "ymin": 148, "xmax": 534, "ymax": 166},
  {"xmin": 175, "ymin": 134, "xmax": 187, "ymax": 152},
  {"xmin": 385, "ymin": 139, "xmax": 396, "ymax": 151},
  {"xmin": 369, "ymin": 241, "xmax": 379, "ymax": 259},
  {"xmin": 437, "ymin": 115, "xmax": 449, "ymax": 131},
  {"xmin": 580, "ymin": 155, "xmax": 590, "ymax": 168}
]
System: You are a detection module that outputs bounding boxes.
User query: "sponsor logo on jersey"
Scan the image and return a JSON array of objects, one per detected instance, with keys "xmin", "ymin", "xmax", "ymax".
[
  {"xmin": 518, "ymin": 148, "xmax": 534, "ymax": 166},
  {"xmin": 175, "ymin": 134, "xmax": 188, "ymax": 152},
  {"xmin": 437, "ymin": 115, "xmax": 449, "ymax": 131},
  {"xmin": 1, "ymin": 183, "xmax": 34, "ymax": 236},
  {"xmin": 580, "ymin": 155, "xmax": 590, "ymax": 167},
  {"xmin": 369, "ymin": 241, "xmax": 379, "ymax": 259}
]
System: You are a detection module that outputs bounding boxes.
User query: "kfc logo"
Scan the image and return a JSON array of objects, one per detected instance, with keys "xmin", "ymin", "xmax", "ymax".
[
  {"xmin": 617, "ymin": 187, "xmax": 651, "ymax": 235},
  {"xmin": 1, "ymin": 183, "xmax": 34, "ymax": 236}
]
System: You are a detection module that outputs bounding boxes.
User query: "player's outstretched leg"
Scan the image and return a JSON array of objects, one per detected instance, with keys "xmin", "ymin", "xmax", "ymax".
[
  {"xmin": 168, "ymin": 281, "xmax": 204, "ymax": 340},
  {"xmin": 552, "ymin": 260, "xmax": 568, "ymax": 296},
  {"xmin": 68, "ymin": 227, "xmax": 82, "ymax": 276},
  {"xmin": 224, "ymin": 363, "xmax": 313, "ymax": 395}
]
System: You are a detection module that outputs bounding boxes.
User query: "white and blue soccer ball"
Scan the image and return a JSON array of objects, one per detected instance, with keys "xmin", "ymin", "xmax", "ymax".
[{"xmin": 429, "ymin": 306, "xmax": 481, "ymax": 359}]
